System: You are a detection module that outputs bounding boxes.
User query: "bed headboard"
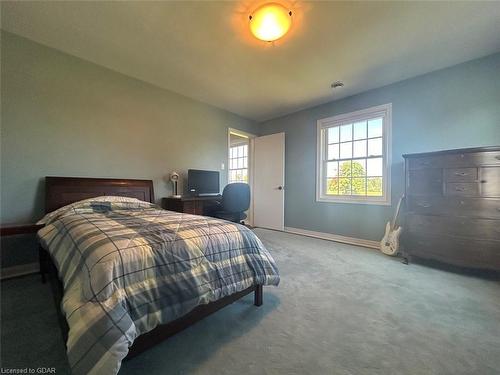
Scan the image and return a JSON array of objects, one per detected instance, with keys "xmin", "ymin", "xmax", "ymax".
[{"xmin": 45, "ymin": 177, "xmax": 155, "ymax": 213}]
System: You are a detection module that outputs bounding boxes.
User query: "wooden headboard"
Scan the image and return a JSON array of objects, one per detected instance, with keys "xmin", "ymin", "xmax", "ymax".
[{"xmin": 45, "ymin": 177, "xmax": 155, "ymax": 214}]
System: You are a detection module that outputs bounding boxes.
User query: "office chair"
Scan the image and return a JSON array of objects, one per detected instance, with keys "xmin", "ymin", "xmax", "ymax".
[{"xmin": 213, "ymin": 183, "xmax": 250, "ymax": 224}]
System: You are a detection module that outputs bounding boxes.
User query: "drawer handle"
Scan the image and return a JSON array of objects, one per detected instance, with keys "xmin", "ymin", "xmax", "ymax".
[
  {"xmin": 454, "ymin": 172, "xmax": 468, "ymax": 176},
  {"xmin": 417, "ymin": 202, "xmax": 431, "ymax": 208},
  {"xmin": 480, "ymin": 180, "xmax": 487, "ymax": 183}
]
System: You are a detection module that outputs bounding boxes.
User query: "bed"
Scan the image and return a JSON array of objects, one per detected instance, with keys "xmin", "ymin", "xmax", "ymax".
[{"xmin": 38, "ymin": 176, "xmax": 280, "ymax": 375}]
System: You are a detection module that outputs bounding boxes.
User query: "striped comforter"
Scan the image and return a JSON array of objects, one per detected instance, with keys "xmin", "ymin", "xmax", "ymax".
[{"xmin": 37, "ymin": 197, "xmax": 280, "ymax": 374}]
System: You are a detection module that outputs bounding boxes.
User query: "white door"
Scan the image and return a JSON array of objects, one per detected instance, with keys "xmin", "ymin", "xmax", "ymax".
[{"xmin": 253, "ymin": 132, "xmax": 285, "ymax": 230}]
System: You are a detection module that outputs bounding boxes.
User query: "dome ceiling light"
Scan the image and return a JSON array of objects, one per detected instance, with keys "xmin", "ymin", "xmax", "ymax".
[{"xmin": 249, "ymin": 3, "xmax": 292, "ymax": 42}]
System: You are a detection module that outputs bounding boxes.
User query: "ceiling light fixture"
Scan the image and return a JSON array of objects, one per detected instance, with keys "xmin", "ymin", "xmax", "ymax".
[{"xmin": 249, "ymin": 3, "xmax": 292, "ymax": 42}]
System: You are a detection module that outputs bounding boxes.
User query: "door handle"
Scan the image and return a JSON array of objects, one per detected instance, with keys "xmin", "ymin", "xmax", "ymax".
[{"xmin": 277, "ymin": 186, "xmax": 284, "ymax": 190}]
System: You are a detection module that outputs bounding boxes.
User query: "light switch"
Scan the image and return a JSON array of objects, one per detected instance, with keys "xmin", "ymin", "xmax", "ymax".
[{"xmin": 221, "ymin": 162, "xmax": 225, "ymax": 170}]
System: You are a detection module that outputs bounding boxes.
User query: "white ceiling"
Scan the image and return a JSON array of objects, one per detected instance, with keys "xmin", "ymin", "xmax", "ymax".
[{"xmin": 2, "ymin": 1, "xmax": 500, "ymax": 121}]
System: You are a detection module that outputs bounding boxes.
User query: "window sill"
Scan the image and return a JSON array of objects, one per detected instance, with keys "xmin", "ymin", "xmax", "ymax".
[{"xmin": 316, "ymin": 196, "xmax": 391, "ymax": 206}]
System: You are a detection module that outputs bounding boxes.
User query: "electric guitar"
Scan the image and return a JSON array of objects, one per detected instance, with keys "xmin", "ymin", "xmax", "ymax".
[{"xmin": 380, "ymin": 195, "xmax": 405, "ymax": 256}]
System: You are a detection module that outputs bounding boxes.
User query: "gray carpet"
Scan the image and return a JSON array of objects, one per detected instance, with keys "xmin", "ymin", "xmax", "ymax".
[{"xmin": 1, "ymin": 229, "xmax": 500, "ymax": 374}]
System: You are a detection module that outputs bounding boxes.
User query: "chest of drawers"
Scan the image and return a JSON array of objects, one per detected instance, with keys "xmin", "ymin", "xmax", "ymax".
[{"xmin": 402, "ymin": 146, "xmax": 500, "ymax": 271}]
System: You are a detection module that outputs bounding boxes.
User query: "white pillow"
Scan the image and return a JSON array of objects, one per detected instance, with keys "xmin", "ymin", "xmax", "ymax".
[{"xmin": 37, "ymin": 196, "xmax": 153, "ymax": 225}]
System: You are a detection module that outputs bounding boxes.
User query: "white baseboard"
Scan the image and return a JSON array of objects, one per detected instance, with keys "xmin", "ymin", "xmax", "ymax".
[
  {"xmin": 1, "ymin": 262, "xmax": 39, "ymax": 280},
  {"xmin": 284, "ymin": 227, "xmax": 380, "ymax": 250}
]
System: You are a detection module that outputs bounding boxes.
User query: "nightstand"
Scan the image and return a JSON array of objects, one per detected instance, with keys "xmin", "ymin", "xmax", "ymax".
[{"xmin": 0, "ymin": 223, "xmax": 46, "ymax": 282}]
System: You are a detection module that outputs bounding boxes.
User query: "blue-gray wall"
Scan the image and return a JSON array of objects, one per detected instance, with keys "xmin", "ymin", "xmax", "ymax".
[
  {"xmin": 1, "ymin": 31, "xmax": 256, "ymax": 269},
  {"xmin": 259, "ymin": 53, "xmax": 500, "ymax": 241},
  {"xmin": 2, "ymin": 30, "xmax": 499, "ymax": 270}
]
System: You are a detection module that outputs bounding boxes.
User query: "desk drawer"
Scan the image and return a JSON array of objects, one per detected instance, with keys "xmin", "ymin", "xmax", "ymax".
[
  {"xmin": 182, "ymin": 201, "xmax": 196, "ymax": 214},
  {"xmin": 407, "ymin": 196, "xmax": 500, "ymax": 219},
  {"xmin": 193, "ymin": 201, "xmax": 205, "ymax": 215}
]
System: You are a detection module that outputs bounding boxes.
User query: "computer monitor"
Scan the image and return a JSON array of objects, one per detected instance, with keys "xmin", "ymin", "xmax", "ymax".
[{"xmin": 187, "ymin": 169, "xmax": 220, "ymax": 196}]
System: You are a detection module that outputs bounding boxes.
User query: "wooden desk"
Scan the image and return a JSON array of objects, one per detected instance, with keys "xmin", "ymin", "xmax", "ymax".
[{"xmin": 162, "ymin": 196, "xmax": 221, "ymax": 216}]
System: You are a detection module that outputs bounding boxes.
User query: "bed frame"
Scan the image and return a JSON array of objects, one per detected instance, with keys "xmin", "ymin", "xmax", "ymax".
[{"xmin": 40, "ymin": 176, "xmax": 263, "ymax": 359}]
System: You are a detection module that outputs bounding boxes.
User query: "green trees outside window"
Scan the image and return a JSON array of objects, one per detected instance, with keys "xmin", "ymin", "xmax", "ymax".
[{"xmin": 327, "ymin": 161, "xmax": 382, "ymax": 196}]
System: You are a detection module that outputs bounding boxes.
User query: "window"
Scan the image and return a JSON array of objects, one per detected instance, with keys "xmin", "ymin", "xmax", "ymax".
[
  {"xmin": 229, "ymin": 144, "xmax": 249, "ymax": 183},
  {"xmin": 316, "ymin": 104, "xmax": 391, "ymax": 205}
]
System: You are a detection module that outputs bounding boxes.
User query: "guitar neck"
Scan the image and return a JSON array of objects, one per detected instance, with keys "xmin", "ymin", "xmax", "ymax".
[{"xmin": 391, "ymin": 195, "xmax": 404, "ymax": 229}]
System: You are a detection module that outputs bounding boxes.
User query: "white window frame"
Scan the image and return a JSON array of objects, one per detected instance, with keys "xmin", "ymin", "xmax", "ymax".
[
  {"xmin": 316, "ymin": 103, "xmax": 392, "ymax": 205},
  {"xmin": 227, "ymin": 128, "xmax": 254, "ymax": 185},
  {"xmin": 228, "ymin": 143, "xmax": 249, "ymax": 183}
]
